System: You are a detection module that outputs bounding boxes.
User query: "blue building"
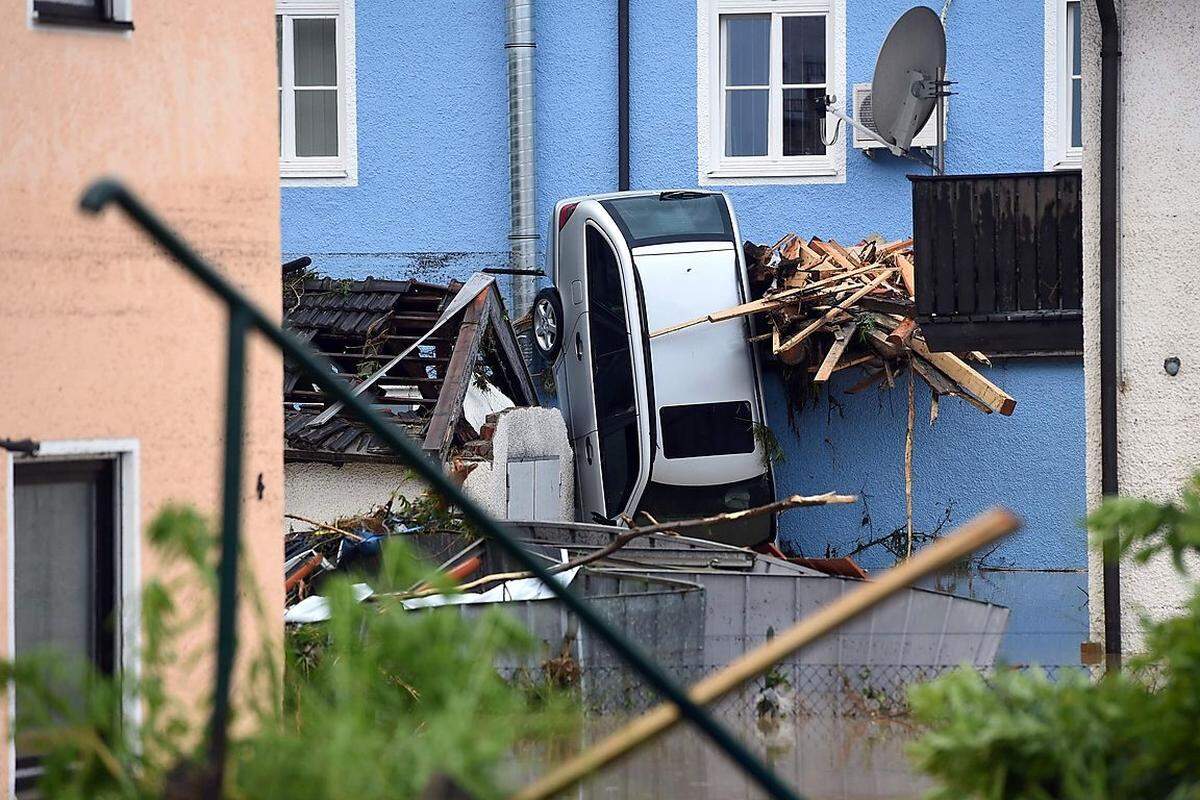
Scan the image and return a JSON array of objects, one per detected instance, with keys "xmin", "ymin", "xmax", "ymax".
[{"xmin": 278, "ymin": 0, "xmax": 1087, "ymax": 664}]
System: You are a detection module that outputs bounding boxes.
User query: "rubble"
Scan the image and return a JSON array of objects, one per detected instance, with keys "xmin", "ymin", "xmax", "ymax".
[{"xmin": 651, "ymin": 234, "xmax": 1016, "ymax": 419}]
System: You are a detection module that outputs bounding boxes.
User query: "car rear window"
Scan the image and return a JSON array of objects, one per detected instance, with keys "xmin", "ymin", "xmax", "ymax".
[
  {"xmin": 601, "ymin": 192, "xmax": 733, "ymax": 247},
  {"xmin": 659, "ymin": 401, "xmax": 754, "ymax": 459}
]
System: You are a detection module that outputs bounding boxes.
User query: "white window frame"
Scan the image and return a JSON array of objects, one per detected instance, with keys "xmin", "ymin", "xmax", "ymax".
[
  {"xmin": 278, "ymin": 0, "xmax": 358, "ymax": 186},
  {"xmin": 698, "ymin": 0, "xmax": 846, "ymax": 185},
  {"xmin": 1044, "ymin": 0, "xmax": 1083, "ymax": 170},
  {"xmin": 27, "ymin": 0, "xmax": 133, "ymax": 33},
  {"xmin": 5, "ymin": 438, "xmax": 141, "ymax": 796}
]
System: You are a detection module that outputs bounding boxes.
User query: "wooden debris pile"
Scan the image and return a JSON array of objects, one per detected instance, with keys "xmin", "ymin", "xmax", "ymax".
[{"xmin": 652, "ymin": 233, "xmax": 1016, "ymax": 419}]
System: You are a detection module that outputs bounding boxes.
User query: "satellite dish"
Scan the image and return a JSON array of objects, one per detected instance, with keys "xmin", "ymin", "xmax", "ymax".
[{"xmin": 870, "ymin": 7, "xmax": 946, "ymax": 150}]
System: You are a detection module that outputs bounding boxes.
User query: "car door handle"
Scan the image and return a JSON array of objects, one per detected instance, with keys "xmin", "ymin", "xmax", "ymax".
[
  {"xmin": 585, "ymin": 436, "xmax": 593, "ymax": 464},
  {"xmin": 575, "ymin": 331, "xmax": 584, "ymax": 360}
]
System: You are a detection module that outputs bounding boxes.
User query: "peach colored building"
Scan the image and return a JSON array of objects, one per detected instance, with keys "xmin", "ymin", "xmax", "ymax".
[{"xmin": 0, "ymin": 1, "xmax": 281, "ymax": 792}]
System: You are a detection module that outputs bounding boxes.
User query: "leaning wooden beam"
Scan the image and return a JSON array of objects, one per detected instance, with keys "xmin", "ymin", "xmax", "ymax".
[
  {"xmin": 813, "ymin": 322, "xmax": 856, "ymax": 383},
  {"xmin": 893, "ymin": 253, "xmax": 916, "ymax": 298},
  {"xmin": 511, "ymin": 508, "xmax": 1022, "ymax": 800},
  {"xmin": 910, "ymin": 337, "xmax": 1017, "ymax": 415}
]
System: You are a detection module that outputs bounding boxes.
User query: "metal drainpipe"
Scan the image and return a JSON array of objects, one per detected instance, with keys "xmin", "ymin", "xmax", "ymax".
[
  {"xmin": 506, "ymin": 0, "xmax": 538, "ymax": 318},
  {"xmin": 1095, "ymin": 0, "xmax": 1122, "ymax": 672},
  {"xmin": 618, "ymin": 0, "xmax": 630, "ymax": 191}
]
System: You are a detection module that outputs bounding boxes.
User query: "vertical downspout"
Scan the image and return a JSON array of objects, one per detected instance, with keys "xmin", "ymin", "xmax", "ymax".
[
  {"xmin": 617, "ymin": 0, "xmax": 630, "ymax": 191},
  {"xmin": 506, "ymin": 0, "xmax": 538, "ymax": 317},
  {"xmin": 1095, "ymin": 0, "xmax": 1122, "ymax": 672}
]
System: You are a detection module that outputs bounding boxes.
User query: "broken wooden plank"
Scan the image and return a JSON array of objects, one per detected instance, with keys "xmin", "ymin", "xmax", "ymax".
[
  {"xmin": 910, "ymin": 337, "xmax": 1017, "ymax": 415},
  {"xmin": 894, "ymin": 253, "xmax": 916, "ymax": 299},
  {"xmin": 878, "ymin": 238, "xmax": 914, "ymax": 257},
  {"xmin": 775, "ymin": 270, "xmax": 896, "ymax": 359},
  {"xmin": 886, "ymin": 318, "xmax": 918, "ymax": 350},
  {"xmin": 813, "ymin": 323, "xmax": 856, "ymax": 383}
]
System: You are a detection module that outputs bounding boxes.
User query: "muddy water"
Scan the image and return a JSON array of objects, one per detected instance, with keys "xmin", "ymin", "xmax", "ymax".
[{"xmin": 511, "ymin": 715, "xmax": 928, "ymax": 800}]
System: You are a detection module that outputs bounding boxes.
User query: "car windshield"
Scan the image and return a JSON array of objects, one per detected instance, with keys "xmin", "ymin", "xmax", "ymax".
[{"xmin": 601, "ymin": 192, "xmax": 733, "ymax": 246}]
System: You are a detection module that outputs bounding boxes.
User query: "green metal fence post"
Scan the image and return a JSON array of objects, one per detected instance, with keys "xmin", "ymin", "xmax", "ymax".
[{"xmin": 206, "ymin": 305, "xmax": 250, "ymax": 796}]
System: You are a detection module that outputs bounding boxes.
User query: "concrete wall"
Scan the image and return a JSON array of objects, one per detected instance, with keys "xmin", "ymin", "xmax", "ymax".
[
  {"xmin": 284, "ymin": 462, "xmax": 419, "ymax": 534},
  {"xmin": 462, "ymin": 407, "xmax": 575, "ymax": 522},
  {"xmin": 1082, "ymin": 0, "xmax": 1200, "ymax": 653},
  {"xmin": 0, "ymin": 2, "xmax": 282, "ymax": 782},
  {"xmin": 282, "ymin": 0, "xmax": 1087, "ymax": 664}
]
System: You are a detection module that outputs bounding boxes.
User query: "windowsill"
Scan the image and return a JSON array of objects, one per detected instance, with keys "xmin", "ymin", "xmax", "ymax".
[
  {"xmin": 1051, "ymin": 150, "xmax": 1083, "ymax": 171},
  {"xmin": 32, "ymin": 13, "xmax": 133, "ymax": 30},
  {"xmin": 704, "ymin": 157, "xmax": 839, "ymax": 181},
  {"xmin": 280, "ymin": 158, "xmax": 355, "ymax": 186}
]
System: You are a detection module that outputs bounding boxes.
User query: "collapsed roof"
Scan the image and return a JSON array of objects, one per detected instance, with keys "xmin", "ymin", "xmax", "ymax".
[{"xmin": 283, "ymin": 270, "xmax": 537, "ymax": 465}]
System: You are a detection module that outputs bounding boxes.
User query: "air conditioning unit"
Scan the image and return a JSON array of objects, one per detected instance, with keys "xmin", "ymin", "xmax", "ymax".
[{"xmin": 852, "ymin": 82, "xmax": 945, "ymax": 151}]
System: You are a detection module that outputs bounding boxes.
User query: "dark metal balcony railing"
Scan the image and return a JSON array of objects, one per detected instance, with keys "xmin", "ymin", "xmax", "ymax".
[
  {"xmin": 79, "ymin": 179, "xmax": 806, "ymax": 800},
  {"xmin": 911, "ymin": 170, "xmax": 1083, "ymax": 353}
]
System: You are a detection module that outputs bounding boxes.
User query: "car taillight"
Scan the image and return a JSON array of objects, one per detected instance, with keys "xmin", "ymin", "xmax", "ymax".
[{"xmin": 557, "ymin": 202, "xmax": 578, "ymax": 230}]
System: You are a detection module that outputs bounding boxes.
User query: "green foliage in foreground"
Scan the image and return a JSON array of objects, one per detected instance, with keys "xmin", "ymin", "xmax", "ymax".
[
  {"xmin": 908, "ymin": 475, "xmax": 1200, "ymax": 800},
  {"xmin": 7, "ymin": 506, "xmax": 576, "ymax": 799}
]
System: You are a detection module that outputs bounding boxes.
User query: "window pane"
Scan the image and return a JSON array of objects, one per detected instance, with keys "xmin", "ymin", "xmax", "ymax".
[
  {"xmin": 13, "ymin": 458, "xmax": 116, "ymax": 770},
  {"xmin": 276, "ymin": 15, "xmax": 283, "ymax": 87},
  {"xmin": 293, "ymin": 18, "xmax": 337, "ymax": 87},
  {"xmin": 599, "ymin": 424, "xmax": 639, "ymax": 518},
  {"xmin": 784, "ymin": 87, "xmax": 826, "ymax": 156},
  {"xmin": 1071, "ymin": 77, "xmax": 1082, "ymax": 148},
  {"xmin": 14, "ymin": 478, "xmax": 95, "ymax": 664},
  {"xmin": 783, "ymin": 16, "xmax": 825, "ymax": 84},
  {"xmin": 586, "ymin": 227, "xmax": 636, "ymax": 423},
  {"xmin": 1069, "ymin": 1, "xmax": 1081, "ymax": 76},
  {"xmin": 660, "ymin": 401, "xmax": 754, "ymax": 459},
  {"xmin": 726, "ymin": 89, "xmax": 768, "ymax": 156},
  {"xmin": 725, "ymin": 15, "xmax": 769, "ymax": 86},
  {"xmin": 295, "ymin": 89, "xmax": 339, "ymax": 156}
]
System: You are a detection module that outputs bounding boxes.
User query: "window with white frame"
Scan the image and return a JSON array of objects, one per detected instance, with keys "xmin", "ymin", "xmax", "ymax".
[
  {"xmin": 699, "ymin": 0, "xmax": 845, "ymax": 183},
  {"xmin": 9, "ymin": 447, "xmax": 138, "ymax": 797},
  {"xmin": 277, "ymin": 0, "xmax": 356, "ymax": 182},
  {"xmin": 1046, "ymin": 0, "xmax": 1082, "ymax": 169}
]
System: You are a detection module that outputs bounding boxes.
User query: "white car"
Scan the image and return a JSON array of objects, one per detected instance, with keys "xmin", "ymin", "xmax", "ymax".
[{"xmin": 531, "ymin": 190, "xmax": 776, "ymax": 546}]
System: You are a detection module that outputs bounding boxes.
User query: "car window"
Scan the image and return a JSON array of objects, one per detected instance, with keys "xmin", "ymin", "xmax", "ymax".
[
  {"xmin": 587, "ymin": 226, "xmax": 637, "ymax": 423},
  {"xmin": 601, "ymin": 193, "xmax": 734, "ymax": 246},
  {"xmin": 659, "ymin": 401, "xmax": 755, "ymax": 459},
  {"xmin": 598, "ymin": 423, "xmax": 639, "ymax": 517},
  {"xmin": 585, "ymin": 225, "xmax": 640, "ymax": 517}
]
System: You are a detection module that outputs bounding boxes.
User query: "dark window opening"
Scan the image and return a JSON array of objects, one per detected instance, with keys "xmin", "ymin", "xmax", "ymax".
[
  {"xmin": 601, "ymin": 193, "xmax": 734, "ymax": 247},
  {"xmin": 660, "ymin": 401, "xmax": 755, "ymax": 459},
  {"xmin": 33, "ymin": 0, "xmax": 132, "ymax": 30},
  {"xmin": 586, "ymin": 225, "xmax": 640, "ymax": 517},
  {"xmin": 13, "ymin": 459, "xmax": 118, "ymax": 794}
]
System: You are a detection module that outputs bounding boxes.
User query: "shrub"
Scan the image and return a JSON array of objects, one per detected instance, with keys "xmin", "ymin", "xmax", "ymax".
[
  {"xmin": 6, "ymin": 505, "xmax": 575, "ymax": 799},
  {"xmin": 908, "ymin": 475, "xmax": 1200, "ymax": 800}
]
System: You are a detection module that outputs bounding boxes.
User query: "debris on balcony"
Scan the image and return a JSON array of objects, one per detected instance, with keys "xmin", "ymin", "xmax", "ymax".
[{"xmin": 652, "ymin": 235, "xmax": 1016, "ymax": 420}]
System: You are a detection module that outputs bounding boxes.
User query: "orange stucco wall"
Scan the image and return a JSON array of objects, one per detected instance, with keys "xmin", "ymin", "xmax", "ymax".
[{"xmin": 0, "ymin": 2, "xmax": 282, "ymax": 783}]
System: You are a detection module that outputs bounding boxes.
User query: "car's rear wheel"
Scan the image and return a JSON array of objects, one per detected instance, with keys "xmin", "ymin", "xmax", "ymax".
[{"xmin": 532, "ymin": 287, "xmax": 564, "ymax": 363}]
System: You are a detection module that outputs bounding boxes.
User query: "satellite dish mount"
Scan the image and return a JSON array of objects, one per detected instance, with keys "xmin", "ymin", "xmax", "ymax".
[{"xmin": 819, "ymin": 6, "xmax": 952, "ymax": 173}]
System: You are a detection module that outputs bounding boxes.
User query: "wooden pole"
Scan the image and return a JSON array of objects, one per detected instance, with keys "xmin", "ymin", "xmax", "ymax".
[{"xmin": 511, "ymin": 507, "xmax": 1021, "ymax": 800}]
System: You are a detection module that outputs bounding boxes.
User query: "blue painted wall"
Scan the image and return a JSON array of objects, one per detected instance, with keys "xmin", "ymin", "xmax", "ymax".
[{"xmin": 282, "ymin": 0, "xmax": 1087, "ymax": 664}]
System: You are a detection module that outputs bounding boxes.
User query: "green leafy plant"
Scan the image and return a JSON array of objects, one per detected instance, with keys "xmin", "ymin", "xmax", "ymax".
[
  {"xmin": 908, "ymin": 475, "xmax": 1200, "ymax": 800},
  {"xmin": 6, "ymin": 505, "xmax": 575, "ymax": 799}
]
